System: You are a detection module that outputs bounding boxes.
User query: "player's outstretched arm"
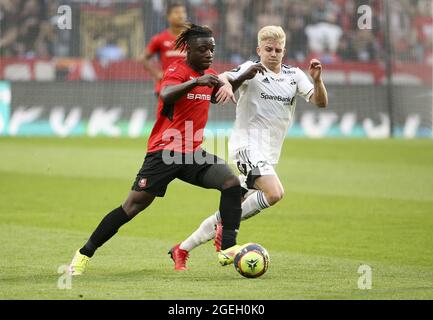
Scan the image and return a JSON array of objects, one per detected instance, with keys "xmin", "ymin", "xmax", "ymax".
[
  {"xmin": 214, "ymin": 74, "xmax": 237, "ymax": 104},
  {"xmin": 308, "ymin": 59, "xmax": 328, "ymax": 108},
  {"xmin": 160, "ymin": 74, "xmax": 221, "ymax": 105},
  {"xmin": 230, "ymin": 63, "xmax": 266, "ymax": 93}
]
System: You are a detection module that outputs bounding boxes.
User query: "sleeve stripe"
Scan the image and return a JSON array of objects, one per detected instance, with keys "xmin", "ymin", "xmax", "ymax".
[{"xmin": 305, "ymin": 88, "xmax": 314, "ymax": 101}]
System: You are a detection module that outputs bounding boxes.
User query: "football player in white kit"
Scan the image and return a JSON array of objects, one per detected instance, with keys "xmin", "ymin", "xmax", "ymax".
[{"xmin": 169, "ymin": 25, "xmax": 328, "ymax": 269}]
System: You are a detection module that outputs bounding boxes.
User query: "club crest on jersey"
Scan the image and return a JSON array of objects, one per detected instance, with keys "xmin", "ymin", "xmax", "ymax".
[
  {"xmin": 187, "ymin": 93, "xmax": 211, "ymax": 101},
  {"xmin": 283, "ymin": 69, "xmax": 296, "ymax": 75},
  {"xmin": 138, "ymin": 178, "xmax": 147, "ymax": 188}
]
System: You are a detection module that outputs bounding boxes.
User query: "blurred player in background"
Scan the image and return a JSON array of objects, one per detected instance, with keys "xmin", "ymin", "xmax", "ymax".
[
  {"xmin": 140, "ymin": 2, "xmax": 188, "ymax": 95},
  {"xmin": 69, "ymin": 24, "xmax": 246, "ymax": 275},
  {"xmin": 172, "ymin": 25, "xmax": 328, "ymax": 269}
]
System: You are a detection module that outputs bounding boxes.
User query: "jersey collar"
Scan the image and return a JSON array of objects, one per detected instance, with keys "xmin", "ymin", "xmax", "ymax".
[{"xmin": 262, "ymin": 64, "xmax": 282, "ymax": 76}]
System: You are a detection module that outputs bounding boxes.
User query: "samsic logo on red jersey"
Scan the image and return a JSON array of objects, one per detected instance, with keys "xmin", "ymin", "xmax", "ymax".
[{"xmin": 187, "ymin": 93, "xmax": 211, "ymax": 101}]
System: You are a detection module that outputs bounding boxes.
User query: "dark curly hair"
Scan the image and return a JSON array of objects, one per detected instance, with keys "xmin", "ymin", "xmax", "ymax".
[{"xmin": 174, "ymin": 23, "xmax": 213, "ymax": 52}]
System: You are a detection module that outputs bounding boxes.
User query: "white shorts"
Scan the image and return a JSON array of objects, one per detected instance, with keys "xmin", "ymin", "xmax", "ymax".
[{"xmin": 234, "ymin": 148, "xmax": 277, "ymax": 190}]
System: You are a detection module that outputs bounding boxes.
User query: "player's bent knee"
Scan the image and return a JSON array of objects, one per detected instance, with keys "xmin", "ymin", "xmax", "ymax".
[
  {"xmin": 122, "ymin": 203, "xmax": 144, "ymax": 218},
  {"xmin": 122, "ymin": 191, "xmax": 155, "ymax": 218},
  {"xmin": 221, "ymin": 175, "xmax": 240, "ymax": 190},
  {"xmin": 265, "ymin": 190, "xmax": 284, "ymax": 206}
]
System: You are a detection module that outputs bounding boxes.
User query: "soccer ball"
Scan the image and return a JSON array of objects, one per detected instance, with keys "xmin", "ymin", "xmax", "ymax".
[{"xmin": 234, "ymin": 243, "xmax": 270, "ymax": 278}]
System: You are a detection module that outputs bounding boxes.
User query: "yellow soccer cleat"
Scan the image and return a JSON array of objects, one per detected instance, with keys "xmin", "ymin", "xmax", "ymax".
[
  {"xmin": 218, "ymin": 243, "xmax": 252, "ymax": 266},
  {"xmin": 68, "ymin": 250, "xmax": 90, "ymax": 276}
]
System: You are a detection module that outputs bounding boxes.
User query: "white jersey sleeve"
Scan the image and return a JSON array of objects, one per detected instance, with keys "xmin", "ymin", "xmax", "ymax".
[
  {"xmin": 224, "ymin": 60, "xmax": 256, "ymax": 82},
  {"xmin": 295, "ymin": 67, "xmax": 314, "ymax": 102}
]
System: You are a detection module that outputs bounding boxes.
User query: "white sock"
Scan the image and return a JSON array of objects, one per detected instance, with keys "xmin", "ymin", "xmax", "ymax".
[
  {"xmin": 179, "ymin": 191, "xmax": 270, "ymax": 252},
  {"xmin": 214, "ymin": 190, "xmax": 270, "ymax": 221},
  {"xmin": 241, "ymin": 190, "xmax": 270, "ymax": 220},
  {"xmin": 179, "ymin": 212, "xmax": 219, "ymax": 251}
]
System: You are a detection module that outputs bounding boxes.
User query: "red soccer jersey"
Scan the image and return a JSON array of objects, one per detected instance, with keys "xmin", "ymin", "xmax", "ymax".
[
  {"xmin": 147, "ymin": 60, "xmax": 218, "ymax": 154},
  {"xmin": 146, "ymin": 29, "xmax": 187, "ymax": 93}
]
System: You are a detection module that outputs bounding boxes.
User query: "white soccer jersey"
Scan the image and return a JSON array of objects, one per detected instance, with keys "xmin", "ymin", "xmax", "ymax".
[{"xmin": 225, "ymin": 60, "xmax": 314, "ymax": 165}]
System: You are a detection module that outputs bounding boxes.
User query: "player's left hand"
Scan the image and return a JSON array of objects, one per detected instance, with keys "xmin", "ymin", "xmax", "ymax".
[
  {"xmin": 215, "ymin": 83, "xmax": 237, "ymax": 104},
  {"xmin": 309, "ymin": 59, "xmax": 323, "ymax": 81}
]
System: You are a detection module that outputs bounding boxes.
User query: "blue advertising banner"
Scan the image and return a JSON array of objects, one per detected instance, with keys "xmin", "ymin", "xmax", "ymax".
[
  {"xmin": 1, "ymin": 82, "xmax": 432, "ymax": 139},
  {"xmin": 0, "ymin": 81, "xmax": 11, "ymax": 136}
]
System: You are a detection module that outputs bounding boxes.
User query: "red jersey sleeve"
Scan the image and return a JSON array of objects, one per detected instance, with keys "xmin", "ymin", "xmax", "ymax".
[
  {"xmin": 146, "ymin": 34, "xmax": 161, "ymax": 55},
  {"xmin": 160, "ymin": 64, "xmax": 187, "ymax": 89}
]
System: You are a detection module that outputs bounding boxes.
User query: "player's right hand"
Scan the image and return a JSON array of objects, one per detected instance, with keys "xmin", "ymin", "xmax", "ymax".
[
  {"xmin": 240, "ymin": 63, "xmax": 267, "ymax": 81},
  {"xmin": 196, "ymin": 74, "xmax": 221, "ymax": 87},
  {"xmin": 215, "ymin": 83, "xmax": 237, "ymax": 104}
]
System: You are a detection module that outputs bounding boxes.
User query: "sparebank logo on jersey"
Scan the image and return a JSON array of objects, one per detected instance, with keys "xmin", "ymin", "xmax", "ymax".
[
  {"xmin": 260, "ymin": 92, "xmax": 293, "ymax": 105},
  {"xmin": 187, "ymin": 93, "xmax": 211, "ymax": 101}
]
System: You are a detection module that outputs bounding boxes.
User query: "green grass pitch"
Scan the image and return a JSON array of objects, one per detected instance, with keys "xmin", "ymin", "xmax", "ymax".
[{"xmin": 1, "ymin": 137, "xmax": 433, "ymax": 299}]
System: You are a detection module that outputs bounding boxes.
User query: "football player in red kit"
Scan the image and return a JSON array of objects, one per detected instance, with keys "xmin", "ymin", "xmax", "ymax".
[
  {"xmin": 140, "ymin": 2, "xmax": 188, "ymax": 95},
  {"xmin": 68, "ymin": 24, "xmax": 244, "ymax": 275}
]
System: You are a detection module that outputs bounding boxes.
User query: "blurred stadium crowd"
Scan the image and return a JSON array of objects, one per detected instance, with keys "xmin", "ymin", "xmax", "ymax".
[
  {"xmin": 0, "ymin": 0, "xmax": 432, "ymax": 65},
  {"xmin": 0, "ymin": 0, "xmax": 57, "ymax": 57}
]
